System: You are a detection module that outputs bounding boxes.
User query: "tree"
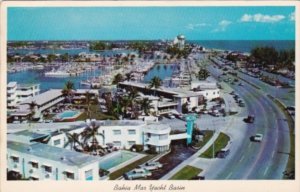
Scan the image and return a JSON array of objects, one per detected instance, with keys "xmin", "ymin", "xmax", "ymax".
[
  {"xmin": 62, "ymin": 80, "xmax": 75, "ymax": 103},
  {"xmin": 137, "ymin": 98, "xmax": 153, "ymax": 115},
  {"xmin": 197, "ymin": 68, "xmax": 210, "ymax": 80},
  {"xmin": 81, "ymin": 121, "xmax": 105, "ymax": 153},
  {"xmin": 112, "ymin": 73, "xmax": 123, "ymax": 85},
  {"xmin": 125, "ymin": 73, "xmax": 133, "ymax": 81},
  {"xmin": 85, "ymin": 91, "xmax": 93, "ymax": 119},
  {"xmin": 148, "ymin": 76, "xmax": 162, "ymax": 96},
  {"xmin": 28, "ymin": 101, "xmax": 38, "ymax": 121},
  {"xmin": 64, "ymin": 132, "xmax": 82, "ymax": 151}
]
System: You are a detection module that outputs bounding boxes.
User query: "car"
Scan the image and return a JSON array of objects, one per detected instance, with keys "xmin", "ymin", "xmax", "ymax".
[
  {"xmin": 239, "ymin": 102, "xmax": 245, "ymax": 107},
  {"xmin": 123, "ymin": 168, "xmax": 152, "ymax": 180},
  {"xmin": 244, "ymin": 115, "xmax": 255, "ymax": 123},
  {"xmin": 239, "ymin": 83, "xmax": 244, "ymax": 86},
  {"xmin": 44, "ymin": 120, "xmax": 53, "ymax": 123},
  {"xmin": 216, "ymin": 148, "xmax": 230, "ymax": 158},
  {"xmin": 230, "ymin": 91, "xmax": 235, "ymax": 95},
  {"xmin": 139, "ymin": 161, "xmax": 163, "ymax": 171},
  {"xmin": 251, "ymin": 134, "xmax": 263, "ymax": 142},
  {"xmin": 167, "ymin": 113, "xmax": 176, "ymax": 119}
]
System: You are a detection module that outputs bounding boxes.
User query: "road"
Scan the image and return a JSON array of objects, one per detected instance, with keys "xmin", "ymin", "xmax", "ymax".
[{"xmin": 203, "ymin": 63, "xmax": 291, "ymax": 179}]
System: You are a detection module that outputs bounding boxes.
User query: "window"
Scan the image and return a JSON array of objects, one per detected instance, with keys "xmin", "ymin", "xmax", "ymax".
[
  {"xmin": 206, "ymin": 93, "xmax": 208, "ymax": 96},
  {"xmin": 85, "ymin": 169, "xmax": 93, "ymax": 180},
  {"xmin": 213, "ymin": 92, "xmax": 215, "ymax": 95},
  {"xmin": 64, "ymin": 171, "xmax": 75, "ymax": 180},
  {"xmin": 30, "ymin": 161, "xmax": 39, "ymax": 169},
  {"xmin": 54, "ymin": 139, "xmax": 61, "ymax": 146},
  {"xmin": 128, "ymin": 130, "xmax": 136, "ymax": 135},
  {"xmin": 113, "ymin": 141, "xmax": 121, "ymax": 147},
  {"xmin": 128, "ymin": 141, "xmax": 136, "ymax": 146},
  {"xmin": 43, "ymin": 165, "xmax": 52, "ymax": 173},
  {"xmin": 11, "ymin": 156, "xmax": 19, "ymax": 163},
  {"xmin": 113, "ymin": 130, "xmax": 121, "ymax": 135}
]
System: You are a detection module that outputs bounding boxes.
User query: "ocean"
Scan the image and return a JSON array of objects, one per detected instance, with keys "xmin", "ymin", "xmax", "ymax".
[{"xmin": 189, "ymin": 40, "xmax": 295, "ymax": 53}]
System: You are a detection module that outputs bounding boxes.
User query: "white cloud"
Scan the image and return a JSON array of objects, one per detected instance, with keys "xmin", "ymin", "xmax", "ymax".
[
  {"xmin": 240, "ymin": 13, "xmax": 285, "ymax": 23},
  {"xmin": 213, "ymin": 20, "xmax": 232, "ymax": 32},
  {"xmin": 289, "ymin": 12, "xmax": 295, "ymax": 21},
  {"xmin": 186, "ymin": 23, "xmax": 209, "ymax": 30}
]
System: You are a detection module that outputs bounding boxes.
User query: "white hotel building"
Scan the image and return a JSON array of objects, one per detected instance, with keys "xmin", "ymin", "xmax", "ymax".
[
  {"xmin": 7, "ymin": 82, "xmax": 40, "ymax": 109},
  {"xmin": 7, "ymin": 140, "xmax": 99, "ymax": 181},
  {"xmin": 7, "ymin": 120, "xmax": 181, "ymax": 180}
]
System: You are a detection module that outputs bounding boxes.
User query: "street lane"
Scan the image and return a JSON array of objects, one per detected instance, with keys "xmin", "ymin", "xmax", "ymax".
[{"xmin": 206, "ymin": 63, "xmax": 291, "ymax": 179}]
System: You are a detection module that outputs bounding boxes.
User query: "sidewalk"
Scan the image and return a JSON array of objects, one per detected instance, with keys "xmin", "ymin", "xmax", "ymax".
[{"xmin": 160, "ymin": 131, "xmax": 220, "ymax": 180}]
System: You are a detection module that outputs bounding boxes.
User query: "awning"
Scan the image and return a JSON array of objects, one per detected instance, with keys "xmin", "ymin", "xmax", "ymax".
[
  {"xmin": 10, "ymin": 155, "xmax": 19, "ymax": 158},
  {"xmin": 11, "ymin": 169, "xmax": 20, "ymax": 173},
  {"xmin": 42, "ymin": 164, "xmax": 52, "ymax": 168},
  {"xmin": 28, "ymin": 160, "xmax": 38, "ymax": 164},
  {"xmin": 63, "ymin": 170, "xmax": 74, "ymax": 174}
]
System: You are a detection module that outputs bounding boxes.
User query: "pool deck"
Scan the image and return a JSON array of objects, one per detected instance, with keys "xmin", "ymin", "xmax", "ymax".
[{"xmin": 99, "ymin": 150, "xmax": 146, "ymax": 173}]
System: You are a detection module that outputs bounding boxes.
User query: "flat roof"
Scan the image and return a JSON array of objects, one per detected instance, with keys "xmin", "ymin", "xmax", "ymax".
[
  {"xmin": 7, "ymin": 82, "xmax": 17, "ymax": 88},
  {"xmin": 120, "ymin": 81, "xmax": 203, "ymax": 98},
  {"xmin": 20, "ymin": 89, "xmax": 62, "ymax": 106},
  {"xmin": 8, "ymin": 141, "xmax": 99, "ymax": 168},
  {"xmin": 99, "ymin": 120, "xmax": 145, "ymax": 127}
]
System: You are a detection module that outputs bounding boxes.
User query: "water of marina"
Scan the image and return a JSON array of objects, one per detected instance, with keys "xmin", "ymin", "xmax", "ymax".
[
  {"xmin": 8, "ymin": 48, "xmax": 135, "ymax": 56},
  {"xmin": 143, "ymin": 64, "xmax": 178, "ymax": 83},
  {"xmin": 8, "ymin": 69, "xmax": 102, "ymax": 92},
  {"xmin": 7, "ymin": 64, "xmax": 177, "ymax": 92}
]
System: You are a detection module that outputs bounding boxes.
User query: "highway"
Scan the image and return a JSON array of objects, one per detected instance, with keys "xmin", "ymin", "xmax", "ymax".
[{"xmin": 205, "ymin": 63, "xmax": 291, "ymax": 179}]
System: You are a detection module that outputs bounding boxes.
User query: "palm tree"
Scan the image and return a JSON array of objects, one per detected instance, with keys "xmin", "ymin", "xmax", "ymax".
[
  {"xmin": 112, "ymin": 73, "xmax": 123, "ymax": 85},
  {"xmin": 148, "ymin": 76, "xmax": 162, "ymax": 96},
  {"xmin": 64, "ymin": 132, "xmax": 82, "ymax": 151},
  {"xmin": 28, "ymin": 101, "xmax": 38, "ymax": 121},
  {"xmin": 62, "ymin": 80, "xmax": 75, "ymax": 103},
  {"xmin": 137, "ymin": 98, "xmax": 153, "ymax": 115},
  {"xmin": 120, "ymin": 96, "xmax": 131, "ymax": 118},
  {"xmin": 197, "ymin": 68, "xmax": 210, "ymax": 80},
  {"xmin": 81, "ymin": 121, "xmax": 105, "ymax": 153},
  {"xmin": 85, "ymin": 91, "xmax": 93, "ymax": 119},
  {"xmin": 125, "ymin": 73, "xmax": 133, "ymax": 81}
]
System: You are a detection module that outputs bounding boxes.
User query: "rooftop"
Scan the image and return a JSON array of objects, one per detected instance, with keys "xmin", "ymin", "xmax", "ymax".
[
  {"xmin": 7, "ymin": 82, "xmax": 17, "ymax": 88},
  {"xmin": 20, "ymin": 89, "xmax": 63, "ymax": 106},
  {"xmin": 8, "ymin": 141, "xmax": 99, "ymax": 168},
  {"xmin": 99, "ymin": 120, "xmax": 145, "ymax": 127}
]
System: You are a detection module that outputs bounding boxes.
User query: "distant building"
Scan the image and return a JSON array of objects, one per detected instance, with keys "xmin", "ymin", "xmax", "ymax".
[
  {"xmin": 7, "ymin": 82, "xmax": 40, "ymax": 109},
  {"xmin": 174, "ymin": 34, "xmax": 185, "ymax": 50}
]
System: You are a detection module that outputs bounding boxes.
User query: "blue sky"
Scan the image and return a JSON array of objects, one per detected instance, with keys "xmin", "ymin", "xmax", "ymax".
[{"xmin": 8, "ymin": 7, "xmax": 295, "ymax": 40}]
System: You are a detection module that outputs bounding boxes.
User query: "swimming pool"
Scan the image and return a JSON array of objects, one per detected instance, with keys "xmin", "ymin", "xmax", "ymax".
[
  {"xmin": 55, "ymin": 110, "xmax": 82, "ymax": 122},
  {"xmin": 99, "ymin": 151, "xmax": 138, "ymax": 171}
]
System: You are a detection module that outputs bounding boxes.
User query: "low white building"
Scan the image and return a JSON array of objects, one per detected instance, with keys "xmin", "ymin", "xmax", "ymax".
[
  {"xmin": 47, "ymin": 120, "xmax": 172, "ymax": 153},
  {"xmin": 7, "ymin": 140, "xmax": 100, "ymax": 180}
]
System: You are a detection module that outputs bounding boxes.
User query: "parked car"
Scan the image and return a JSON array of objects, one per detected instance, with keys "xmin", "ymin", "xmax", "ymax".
[
  {"xmin": 251, "ymin": 133, "xmax": 263, "ymax": 142},
  {"xmin": 239, "ymin": 102, "xmax": 245, "ymax": 107},
  {"xmin": 167, "ymin": 113, "xmax": 176, "ymax": 119},
  {"xmin": 216, "ymin": 148, "xmax": 230, "ymax": 158},
  {"xmin": 139, "ymin": 161, "xmax": 163, "ymax": 171},
  {"xmin": 123, "ymin": 168, "xmax": 152, "ymax": 180},
  {"xmin": 239, "ymin": 83, "xmax": 244, "ymax": 86},
  {"xmin": 244, "ymin": 115, "xmax": 255, "ymax": 123}
]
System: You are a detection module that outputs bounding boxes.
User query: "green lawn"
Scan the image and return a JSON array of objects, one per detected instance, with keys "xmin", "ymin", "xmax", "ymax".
[
  {"xmin": 109, "ymin": 155, "xmax": 156, "ymax": 180},
  {"xmin": 199, "ymin": 132, "xmax": 230, "ymax": 158},
  {"xmin": 75, "ymin": 104, "xmax": 117, "ymax": 121},
  {"xmin": 170, "ymin": 165, "xmax": 202, "ymax": 180},
  {"xmin": 193, "ymin": 130, "xmax": 214, "ymax": 148}
]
